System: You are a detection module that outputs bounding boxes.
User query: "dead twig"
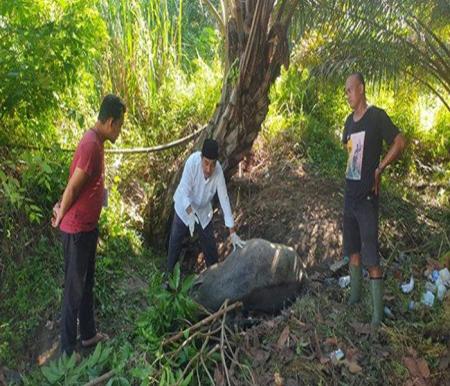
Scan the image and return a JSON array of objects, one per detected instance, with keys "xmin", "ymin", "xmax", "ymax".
[
  {"xmin": 313, "ymin": 329, "xmax": 324, "ymax": 361},
  {"xmin": 220, "ymin": 299, "xmax": 232, "ymax": 386},
  {"xmin": 164, "ymin": 301, "xmax": 242, "ymax": 346},
  {"xmin": 223, "ymin": 346, "xmax": 256, "ymax": 385},
  {"xmin": 168, "ymin": 325, "xmax": 222, "ymax": 361},
  {"xmin": 83, "ymin": 370, "xmax": 115, "ymax": 386},
  {"xmin": 437, "ymin": 235, "xmax": 444, "ymax": 259},
  {"xmin": 222, "ymin": 326, "xmax": 256, "ymax": 385},
  {"xmin": 200, "ymin": 355, "xmax": 216, "ymax": 385},
  {"xmin": 175, "ymin": 344, "xmax": 220, "ymax": 386}
]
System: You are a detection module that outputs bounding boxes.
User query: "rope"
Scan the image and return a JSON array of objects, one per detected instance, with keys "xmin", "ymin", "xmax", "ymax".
[
  {"xmin": 105, "ymin": 124, "xmax": 206, "ymax": 154},
  {"xmin": 0, "ymin": 124, "xmax": 207, "ymax": 155}
]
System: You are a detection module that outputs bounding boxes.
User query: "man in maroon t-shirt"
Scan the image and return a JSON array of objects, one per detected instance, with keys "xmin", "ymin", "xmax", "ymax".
[{"xmin": 52, "ymin": 94, "xmax": 126, "ymax": 357}]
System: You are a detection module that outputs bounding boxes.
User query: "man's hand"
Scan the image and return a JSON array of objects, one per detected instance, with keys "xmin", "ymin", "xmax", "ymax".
[
  {"xmin": 51, "ymin": 202, "xmax": 61, "ymax": 228},
  {"xmin": 373, "ymin": 133, "xmax": 406, "ymax": 196},
  {"xmin": 51, "ymin": 167, "xmax": 90, "ymax": 229},
  {"xmin": 373, "ymin": 166, "xmax": 383, "ymax": 196},
  {"xmin": 231, "ymin": 233, "xmax": 246, "ymax": 251},
  {"xmin": 187, "ymin": 211, "xmax": 199, "ymax": 237}
]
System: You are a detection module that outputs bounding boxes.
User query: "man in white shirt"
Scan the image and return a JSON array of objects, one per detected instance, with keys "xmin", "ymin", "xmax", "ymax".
[{"xmin": 167, "ymin": 139, "xmax": 245, "ymax": 273}]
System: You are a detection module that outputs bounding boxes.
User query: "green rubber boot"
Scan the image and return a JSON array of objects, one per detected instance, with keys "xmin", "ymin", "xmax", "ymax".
[
  {"xmin": 370, "ymin": 278, "xmax": 384, "ymax": 327},
  {"xmin": 348, "ymin": 264, "xmax": 362, "ymax": 305}
]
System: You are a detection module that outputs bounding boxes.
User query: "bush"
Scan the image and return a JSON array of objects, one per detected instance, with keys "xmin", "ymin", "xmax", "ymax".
[
  {"xmin": 0, "ymin": 0, "xmax": 107, "ymax": 145},
  {"xmin": 265, "ymin": 65, "xmax": 449, "ymax": 181},
  {"xmin": 265, "ymin": 67, "xmax": 347, "ymax": 177}
]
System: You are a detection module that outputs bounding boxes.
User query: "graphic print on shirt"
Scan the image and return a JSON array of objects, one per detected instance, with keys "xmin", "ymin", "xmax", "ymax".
[{"xmin": 345, "ymin": 131, "xmax": 365, "ymax": 180}]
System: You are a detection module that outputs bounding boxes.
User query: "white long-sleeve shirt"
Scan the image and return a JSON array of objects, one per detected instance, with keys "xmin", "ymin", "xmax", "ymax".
[{"xmin": 173, "ymin": 151, "xmax": 234, "ymax": 229}]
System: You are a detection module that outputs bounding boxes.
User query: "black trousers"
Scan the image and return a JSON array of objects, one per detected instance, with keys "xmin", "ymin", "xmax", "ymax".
[
  {"xmin": 167, "ymin": 213, "xmax": 219, "ymax": 273},
  {"xmin": 343, "ymin": 194, "xmax": 380, "ymax": 268},
  {"xmin": 60, "ymin": 228, "xmax": 98, "ymax": 355}
]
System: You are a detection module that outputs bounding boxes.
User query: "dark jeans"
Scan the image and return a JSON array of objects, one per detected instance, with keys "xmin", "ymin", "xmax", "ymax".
[
  {"xmin": 167, "ymin": 213, "xmax": 219, "ymax": 273},
  {"xmin": 343, "ymin": 194, "xmax": 380, "ymax": 268},
  {"xmin": 60, "ymin": 228, "xmax": 98, "ymax": 355}
]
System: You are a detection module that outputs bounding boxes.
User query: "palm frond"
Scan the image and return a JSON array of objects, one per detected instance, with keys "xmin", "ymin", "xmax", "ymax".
[{"xmin": 289, "ymin": 0, "xmax": 450, "ymax": 108}]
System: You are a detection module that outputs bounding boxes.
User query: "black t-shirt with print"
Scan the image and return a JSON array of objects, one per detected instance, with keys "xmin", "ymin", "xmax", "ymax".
[{"xmin": 342, "ymin": 106, "xmax": 400, "ymax": 201}]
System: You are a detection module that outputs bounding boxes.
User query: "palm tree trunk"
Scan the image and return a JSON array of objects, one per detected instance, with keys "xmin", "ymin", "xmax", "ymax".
[{"xmin": 145, "ymin": 0, "xmax": 297, "ymax": 247}]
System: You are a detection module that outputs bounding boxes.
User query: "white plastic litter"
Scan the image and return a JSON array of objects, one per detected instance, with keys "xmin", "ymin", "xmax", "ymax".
[
  {"xmin": 330, "ymin": 349, "xmax": 345, "ymax": 361},
  {"xmin": 338, "ymin": 276, "xmax": 351, "ymax": 288},
  {"xmin": 401, "ymin": 276, "xmax": 414, "ymax": 293},
  {"xmin": 439, "ymin": 268, "xmax": 450, "ymax": 287},
  {"xmin": 422, "ymin": 290, "xmax": 435, "ymax": 307},
  {"xmin": 330, "ymin": 257, "xmax": 349, "ymax": 273},
  {"xmin": 408, "ymin": 301, "xmax": 416, "ymax": 310},
  {"xmin": 437, "ymin": 282, "xmax": 447, "ymax": 301},
  {"xmin": 431, "ymin": 270, "xmax": 439, "ymax": 282}
]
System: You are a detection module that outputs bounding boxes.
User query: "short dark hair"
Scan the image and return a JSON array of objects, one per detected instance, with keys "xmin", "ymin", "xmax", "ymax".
[
  {"xmin": 351, "ymin": 72, "xmax": 365, "ymax": 90},
  {"xmin": 201, "ymin": 138, "xmax": 219, "ymax": 160},
  {"xmin": 98, "ymin": 94, "xmax": 126, "ymax": 123}
]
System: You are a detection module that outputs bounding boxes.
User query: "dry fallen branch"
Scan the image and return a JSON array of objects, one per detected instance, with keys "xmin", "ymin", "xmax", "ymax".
[
  {"xmin": 135, "ymin": 300, "xmax": 237, "ymax": 383},
  {"xmin": 163, "ymin": 301, "xmax": 242, "ymax": 346},
  {"xmin": 150, "ymin": 300, "xmax": 257, "ymax": 385}
]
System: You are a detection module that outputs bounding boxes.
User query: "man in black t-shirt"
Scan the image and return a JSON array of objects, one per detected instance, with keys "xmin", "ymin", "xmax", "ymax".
[{"xmin": 342, "ymin": 73, "xmax": 406, "ymax": 327}]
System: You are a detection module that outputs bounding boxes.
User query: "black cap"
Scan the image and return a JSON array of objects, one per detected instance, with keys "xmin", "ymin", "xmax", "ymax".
[{"xmin": 201, "ymin": 139, "xmax": 219, "ymax": 160}]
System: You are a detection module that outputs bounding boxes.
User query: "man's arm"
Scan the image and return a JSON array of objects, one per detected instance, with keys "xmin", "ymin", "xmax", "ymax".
[
  {"xmin": 373, "ymin": 133, "xmax": 406, "ymax": 195},
  {"xmin": 52, "ymin": 167, "xmax": 89, "ymax": 227},
  {"xmin": 177, "ymin": 157, "xmax": 194, "ymax": 215},
  {"xmin": 216, "ymin": 167, "xmax": 247, "ymax": 250},
  {"xmin": 216, "ymin": 168, "xmax": 235, "ymax": 233}
]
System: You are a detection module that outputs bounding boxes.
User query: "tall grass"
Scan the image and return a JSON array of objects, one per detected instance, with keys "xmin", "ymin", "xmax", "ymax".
[{"xmin": 98, "ymin": 0, "xmax": 182, "ymax": 119}]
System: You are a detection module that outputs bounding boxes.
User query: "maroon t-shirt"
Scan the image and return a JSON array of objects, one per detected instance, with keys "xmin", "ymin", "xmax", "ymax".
[{"xmin": 60, "ymin": 129, "xmax": 104, "ymax": 233}]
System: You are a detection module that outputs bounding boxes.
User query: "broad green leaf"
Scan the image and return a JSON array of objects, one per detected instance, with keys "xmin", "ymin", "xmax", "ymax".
[
  {"xmin": 41, "ymin": 365, "xmax": 63, "ymax": 384},
  {"xmin": 90, "ymin": 341, "xmax": 102, "ymax": 364},
  {"xmin": 181, "ymin": 275, "xmax": 195, "ymax": 293}
]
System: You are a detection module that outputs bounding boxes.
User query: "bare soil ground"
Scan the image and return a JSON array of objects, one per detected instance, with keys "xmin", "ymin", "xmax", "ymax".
[{"xmin": 183, "ymin": 139, "xmax": 450, "ymax": 385}]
